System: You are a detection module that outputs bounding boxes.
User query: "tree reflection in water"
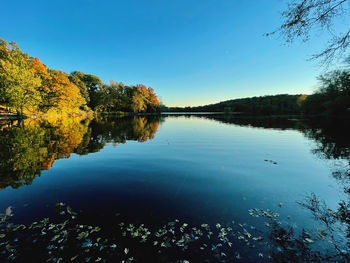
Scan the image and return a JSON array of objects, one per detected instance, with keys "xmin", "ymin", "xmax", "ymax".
[
  {"xmin": 0, "ymin": 115, "xmax": 349, "ymax": 262},
  {"xmin": 0, "ymin": 116, "xmax": 161, "ymax": 190},
  {"xmin": 162, "ymin": 115, "xmax": 350, "ymax": 262}
]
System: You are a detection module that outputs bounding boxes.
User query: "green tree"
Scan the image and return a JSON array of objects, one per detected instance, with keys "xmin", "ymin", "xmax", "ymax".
[
  {"xmin": 0, "ymin": 40, "xmax": 42, "ymax": 116},
  {"xmin": 303, "ymin": 70, "xmax": 350, "ymax": 114},
  {"xmin": 97, "ymin": 84, "xmax": 120, "ymax": 113},
  {"xmin": 70, "ymin": 71, "xmax": 102, "ymax": 109}
]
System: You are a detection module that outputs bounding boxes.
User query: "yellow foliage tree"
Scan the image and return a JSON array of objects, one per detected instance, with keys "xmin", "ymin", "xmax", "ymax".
[{"xmin": 42, "ymin": 70, "xmax": 86, "ymax": 115}]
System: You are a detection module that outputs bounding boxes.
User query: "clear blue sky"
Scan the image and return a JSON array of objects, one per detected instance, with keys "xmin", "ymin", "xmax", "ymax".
[{"xmin": 0, "ymin": 0, "xmax": 331, "ymax": 106}]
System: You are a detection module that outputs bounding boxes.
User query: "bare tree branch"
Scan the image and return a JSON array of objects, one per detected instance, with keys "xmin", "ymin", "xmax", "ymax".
[{"xmin": 268, "ymin": 0, "xmax": 350, "ymax": 65}]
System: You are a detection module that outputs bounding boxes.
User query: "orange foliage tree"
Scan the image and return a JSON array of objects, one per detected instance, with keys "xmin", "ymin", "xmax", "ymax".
[{"xmin": 41, "ymin": 70, "xmax": 86, "ymax": 114}]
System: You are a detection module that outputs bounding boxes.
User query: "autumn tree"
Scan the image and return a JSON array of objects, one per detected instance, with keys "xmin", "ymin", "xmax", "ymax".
[
  {"xmin": 69, "ymin": 72, "xmax": 90, "ymax": 104},
  {"xmin": 131, "ymin": 85, "xmax": 147, "ymax": 113},
  {"xmin": 95, "ymin": 82, "xmax": 160, "ymax": 113},
  {"xmin": 0, "ymin": 39, "xmax": 42, "ymax": 116},
  {"xmin": 41, "ymin": 70, "xmax": 86, "ymax": 114},
  {"xmin": 0, "ymin": 38, "xmax": 161, "ymax": 116},
  {"xmin": 30, "ymin": 57, "xmax": 48, "ymax": 76},
  {"xmin": 129, "ymin": 85, "xmax": 160, "ymax": 113},
  {"xmin": 146, "ymin": 87, "xmax": 160, "ymax": 112}
]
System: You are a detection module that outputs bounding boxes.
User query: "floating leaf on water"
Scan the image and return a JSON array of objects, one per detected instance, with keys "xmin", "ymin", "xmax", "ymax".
[
  {"xmin": 304, "ymin": 238, "xmax": 314, "ymax": 243},
  {"xmin": 316, "ymin": 234, "xmax": 324, "ymax": 240},
  {"xmin": 317, "ymin": 228, "xmax": 327, "ymax": 237},
  {"xmin": 90, "ymin": 226, "xmax": 101, "ymax": 233},
  {"xmin": 66, "ymin": 206, "xmax": 77, "ymax": 216},
  {"xmin": 70, "ymin": 255, "xmax": 78, "ymax": 261},
  {"xmin": 47, "ymin": 244, "xmax": 56, "ymax": 250},
  {"xmin": 77, "ymin": 232, "xmax": 89, "ymax": 240},
  {"xmin": 253, "ymin": 236, "xmax": 264, "ymax": 241},
  {"xmin": 124, "ymin": 248, "xmax": 129, "ymax": 254},
  {"xmin": 95, "ymin": 257, "xmax": 102, "ymax": 262},
  {"xmin": 55, "ymin": 202, "xmax": 65, "ymax": 209},
  {"xmin": 51, "ymin": 235, "xmax": 60, "ymax": 241},
  {"xmin": 5, "ymin": 206, "xmax": 12, "ymax": 216},
  {"xmin": 244, "ymin": 232, "xmax": 251, "ymax": 238},
  {"xmin": 82, "ymin": 240, "xmax": 92, "ymax": 248},
  {"xmin": 0, "ymin": 234, "xmax": 5, "ymax": 239}
]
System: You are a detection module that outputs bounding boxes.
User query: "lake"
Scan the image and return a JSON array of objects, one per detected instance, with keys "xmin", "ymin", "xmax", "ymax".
[{"xmin": 0, "ymin": 114, "xmax": 349, "ymax": 262}]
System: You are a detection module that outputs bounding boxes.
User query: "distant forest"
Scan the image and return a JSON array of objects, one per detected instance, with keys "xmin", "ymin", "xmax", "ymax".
[
  {"xmin": 164, "ymin": 69, "xmax": 350, "ymax": 116},
  {"xmin": 164, "ymin": 94, "xmax": 306, "ymax": 115}
]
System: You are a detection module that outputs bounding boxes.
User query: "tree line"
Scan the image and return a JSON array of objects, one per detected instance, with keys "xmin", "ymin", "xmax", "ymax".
[
  {"xmin": 164, "ymin": 69, "xmax": 350, "ymax": 116},
  {"xmin": 0, "ymin": 38, "xmax": 161, "ymax": 117},
  {"xmin": 164, "ymin": 94, "xmax": 306, "ymax": 114}
]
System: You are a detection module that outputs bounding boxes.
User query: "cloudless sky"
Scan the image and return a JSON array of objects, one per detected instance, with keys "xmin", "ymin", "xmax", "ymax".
[{"xmin": 0, "ymin": 0, "xmax": 336, "ymax": 106}]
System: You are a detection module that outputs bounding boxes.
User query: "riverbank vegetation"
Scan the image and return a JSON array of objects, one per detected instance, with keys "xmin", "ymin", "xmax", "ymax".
[
  {"xmin": 1, "ymin": 36, "xmax": 348, "ymax": 118},
  {"xmin": 0, "ymin": 38, "xmax": 161, "ymax": 118}
]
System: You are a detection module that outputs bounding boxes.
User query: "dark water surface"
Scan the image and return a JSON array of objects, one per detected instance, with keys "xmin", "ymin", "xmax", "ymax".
[{"xmin": 0, "ymin": 114, "xmax": 349, "ymax": 262}]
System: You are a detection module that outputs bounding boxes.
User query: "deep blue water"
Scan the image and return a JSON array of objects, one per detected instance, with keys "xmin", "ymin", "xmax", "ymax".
[{"xmin": 0, "ymin": 114, "xmax": 349, "ymax": 261}]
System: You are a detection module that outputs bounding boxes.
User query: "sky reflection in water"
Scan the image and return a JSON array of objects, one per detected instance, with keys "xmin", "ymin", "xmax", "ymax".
[{"xmin": 0, "ymin": 115, "xmax": 347, "ymax": 232}]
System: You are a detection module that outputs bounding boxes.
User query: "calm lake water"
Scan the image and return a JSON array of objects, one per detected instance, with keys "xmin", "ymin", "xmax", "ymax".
[{"xmin": 0, "ymin": 114, "xmax": 349, "ymax": 262}]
